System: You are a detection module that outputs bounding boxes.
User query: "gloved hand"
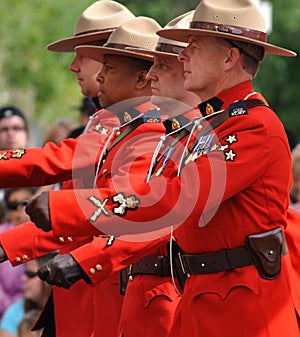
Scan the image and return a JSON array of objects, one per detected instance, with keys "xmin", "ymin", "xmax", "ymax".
[
  {"xmin": 38, "ymin": 254, "xmax": 88, "ymax": 289},
  {"xmin": 25, "ymin": 192, "xmax": 52, "ymax": 232}
]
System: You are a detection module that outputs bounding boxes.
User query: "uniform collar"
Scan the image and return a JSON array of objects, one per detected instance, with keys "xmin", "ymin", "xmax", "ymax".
[{"xmin": 198, "ymin": 80, "xmax": 257, "ymax": 117}]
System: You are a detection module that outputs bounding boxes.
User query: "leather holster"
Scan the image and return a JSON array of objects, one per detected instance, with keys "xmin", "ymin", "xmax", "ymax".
[{"xmin": 246, "ymin": 227, "xmax": 288, "ymax": 280}]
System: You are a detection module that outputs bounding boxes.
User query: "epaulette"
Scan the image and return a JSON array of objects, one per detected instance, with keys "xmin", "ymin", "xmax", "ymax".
[
  {"xmin": 198, "ymin": 97, "xmax": 223, "ymax": 117},
  {"xmin": 142, "ymin": 108, "xmax": 161, "ymax": 123},
  {"xmin": 163, "ymin": 114, "xmax": 190, "ymax": 134},
  {"xmin": 117, "ymin": 107, "xmax": 140, "ymax": 124},
  {"xmin": 228, "ymin": 100, "xmax": 248, "ymax": 117},
  {"xmin": 228, "ymin": 99, "xmax": 268, "ymax": 117}
]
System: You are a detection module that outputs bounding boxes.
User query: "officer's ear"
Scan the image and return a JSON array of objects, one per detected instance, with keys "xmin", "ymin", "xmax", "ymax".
[
  {"xmin": 135, "ymin": 70, "xmax": 148, "ymax": 89},
  {"xmin": 224, "ymin": 46, "xmax": 241, "ymax": 71}
]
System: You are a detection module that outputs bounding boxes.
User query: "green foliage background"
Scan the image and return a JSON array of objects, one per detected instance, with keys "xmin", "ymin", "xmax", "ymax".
[{"xmin": 0, "ymin": 0, "xmax": 299, "ymax": 143}]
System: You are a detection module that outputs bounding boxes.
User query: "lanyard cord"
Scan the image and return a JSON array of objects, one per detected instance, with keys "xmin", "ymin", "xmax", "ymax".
[{"xmin": 169, "ymin": 226, "xmax": 183, "ymax": 296}]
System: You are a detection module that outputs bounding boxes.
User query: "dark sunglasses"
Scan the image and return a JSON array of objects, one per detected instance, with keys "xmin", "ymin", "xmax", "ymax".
[
  {"xmin": 24, "ymin": 270, "xmax": 38, "ymax": 279},
  {"xmin": 7, "ymin": 200, "xmax": 28, "ymax": 210}
]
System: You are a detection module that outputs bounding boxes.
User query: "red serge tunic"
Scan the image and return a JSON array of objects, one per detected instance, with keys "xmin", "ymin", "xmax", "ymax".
[
  {"xmin": 0, "ymin": 102, "xmax": 165, "ymax": 337},
  {"xmin": 70, "ymin": 108, "xmax": 200, "ymax": 337},
  {"xmin": 46, "ymin": 81, "xmax": 300, "ymax": 336}
]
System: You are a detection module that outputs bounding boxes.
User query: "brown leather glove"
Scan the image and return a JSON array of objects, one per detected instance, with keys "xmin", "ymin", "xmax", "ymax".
[
  {"xmin": 25, "ymin": 192, "xmax": 52, "ymax": 232},
  {"xmin": 37, "ymin": 254, "xmax": 89, "ymax": 289}
]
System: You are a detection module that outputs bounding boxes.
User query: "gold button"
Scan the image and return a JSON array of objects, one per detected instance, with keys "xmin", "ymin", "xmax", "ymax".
[
  {"xmin": 67, "ymin": 236, "xmax": 73, "ymax": 242},
  {"xmin": 115, "ymin": 131, "xmax": 121, "ymax": 136},
  {"xmin": 22, "ymin": 255, "xmax": 28, "ymax": 260},
  {"xmin": 15, "ymin": 257, "xmax": 21, "ymax": 262},
  {"xmin": 102, "ymin": 159, "xmax": 106, "ymax": 164},
  {"xmin": 96, "ymin": 264, "xmax": 102, "ymax": 271},
  {"xmin": 89, "ymin": 268, "xmax": 96, "ymax": 275},
  {"xmin": 129, "ymin": 275, "xmax": 133, "ymax": 281},
  {"xmin": 103, "ymin": 169, "xmax": 107, "ymax": 174},
  {"xmin": 59, "ymin": 237, "xmax": 65, "ymax": 243}
]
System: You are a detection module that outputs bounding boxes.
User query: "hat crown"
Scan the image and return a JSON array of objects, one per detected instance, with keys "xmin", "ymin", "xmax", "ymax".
[
  {"xmin": 158, "ymin": 11, "xmax": 195, "ymax": 48},
  {"xmin": 192, "ymin": 0, "xmax": 265, "ymax": 32},
  {"xmin": 74, "ymin": 0, "xmax": 135, "ymax": 35},
  {"xmin": 104, "ymin": 17, "xmax": 161, "ymax": 50}
]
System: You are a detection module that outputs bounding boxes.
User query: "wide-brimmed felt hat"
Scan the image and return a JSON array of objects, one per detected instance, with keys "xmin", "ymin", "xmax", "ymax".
[
  {"xmin": 157, "ymin": 0, "xmax": 296, "ymax": 57},
  {"xmin": 75, "ymin": 17, "xmax": 162, "ymax": 62},
  {"xmin": 47, "ymin": 0, "xmax": 135, "ymax": 52},
  {"xmin": 127, "ymin": 11, "xmax": 194, "ymax": 58}
]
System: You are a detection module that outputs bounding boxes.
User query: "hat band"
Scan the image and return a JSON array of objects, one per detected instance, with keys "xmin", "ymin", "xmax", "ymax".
[
  {"xmin": 75, "ymin": 28, "xmax": 115, "ymax": 37},
  {"xmin": 105, "ymin": 42, "xmax": 136, "ymax": 51},
  {"xmin": 190, "ymin": 21, "xmax": 267, "ymax": 42},
  {"xmin": 156, "ymin": 43, "xmax": 184, "ymax": 55}
]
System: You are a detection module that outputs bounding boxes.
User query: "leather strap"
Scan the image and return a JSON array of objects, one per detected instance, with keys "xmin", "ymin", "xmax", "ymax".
[
  {"xmin": 181, "ymin": 241, "xmax": 288, "ymax": 275},
  {"xmin": 107, "ymin": 117, "xmax": 144, "ymax": 152},
  {"xmin": 182, "ymin": 247, "xmax": 254, "ymax": 274},
  {"xmin": 129, "ymin": 256, "xmax": 171, "ymax": 277},
  {"xmin": 128, "ymin": 230, "xmax": 288, "ymax": 278}
]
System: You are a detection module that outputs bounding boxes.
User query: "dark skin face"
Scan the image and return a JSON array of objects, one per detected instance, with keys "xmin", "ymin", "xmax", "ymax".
[{"xmin": 96, "ymin": 54, "xmax": 148, "ymax": 109}]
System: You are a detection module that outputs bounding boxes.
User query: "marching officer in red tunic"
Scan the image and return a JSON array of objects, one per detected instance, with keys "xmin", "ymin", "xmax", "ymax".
[
  {"xmin": 0, "ymin": 4, "xmax": 167, "ymax": 337},
  {"xmin": 26, "ymin": 1, "xmax": 299, "ymax": 336},
  {"xmin": 28, "ymin": 12, "xmax": 201, "ymax": 337}
]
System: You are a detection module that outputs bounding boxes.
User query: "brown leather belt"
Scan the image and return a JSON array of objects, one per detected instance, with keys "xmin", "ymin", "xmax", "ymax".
[
  {"xmin": 181, "ymin": 247, "xmax": 254, "ymax": 275},
  {"xmin": 180, "ymin": 230, "xmax": 288, "ymax": 276},
  {"xmin": 129, "ymin": 256, "xmax": 171, "ymax": 277},
  {"xmin": 129, "ymin": 228, "xmax": 288, "ymax": 279}
]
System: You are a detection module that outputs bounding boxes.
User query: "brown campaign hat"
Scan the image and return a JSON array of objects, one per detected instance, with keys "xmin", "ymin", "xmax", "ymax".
[
  {"xmin": 127, "ymin": 11, "xmax": 194, "ymax": 58},
  {"xmin": 47, "ymin": 0, "xmax": 135, "ymax": 52},
  {"xmin": 75, "ymin": 17, "xmax": 162, "ymax": 62},
  {"xmin": 157, "ymin": 0, "xmax": 296, "ymax": 57}
]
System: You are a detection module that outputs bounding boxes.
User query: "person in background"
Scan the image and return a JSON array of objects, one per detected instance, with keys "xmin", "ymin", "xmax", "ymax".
[
  {"xmin": 43, "ymin": 118, "xmax": 76, "ymax": 146},
  {"xmin": 17, "ymin": 310, "xmax": 42, "ymax": 337},
  {"xmin": 0, "ymin": 188, "xmax": 36, "ymax": 321},
  {"xmin": 0, "ymin": 107, "xmax": 29, "ymax": 151},
  {"xmin": 0, "ymin": 107, "xmax": 30, "ymax": 203},
  {"xmin": 0, "ymin": 254, "xmax": 53, "ymax": 337},
  {"xmin": 68, "ymin": 97, "xmax": 96, "ymax": 139}
]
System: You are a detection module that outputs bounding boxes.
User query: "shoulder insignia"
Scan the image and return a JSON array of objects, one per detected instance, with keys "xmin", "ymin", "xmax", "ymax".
[
  {"xmin": 219, "ymin": 133, "xmax": 238, "ymax": 162},
  {"xmin": 198, "ymin": 97, "xmax": 223, "ymax": 117},
  {"xmin": 206, "ymin": 103, "xmax": 214, "ymax": 115},
  {"xmin": 93, "ymin": 122, "xmax": 109, "ymax": 135},
  {"xmin": 88, "ymin": 196, "xmax": 110, "ymax": 222},
  {"xmin": 11, "ymin": 149, "xmax": 26, "ymax": 158},
  {"xmin": 171, "ymin": 118, "xmax": 181, "ymax": 130},
  {"xmin": 0, "ymin": 151, "xmax": 8, "ymax": 160},
  {"xmin": 112, "ymin": 192, "xmax": 140, "ymax": 216},
  {"xmin": 0, "ymin": 149, "xmax": 26, "ymax": 160},
  {"xmin": 123, "ymin": 111, "xmax": 133, "ymax": 122},
  {"xmin": 118, "ymin": 108, "xmax": 140, "ymax": 124},
  {"xmin": 228, "ymin": 100, "xmax": 248, "ymax": 117},
  {"xmin": 143, "ymin": 108, "xmax": 161, "ymax": 123}
]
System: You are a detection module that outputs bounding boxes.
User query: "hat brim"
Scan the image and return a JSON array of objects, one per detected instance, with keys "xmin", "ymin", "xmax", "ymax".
[
  {"xmin": 75, "ymin": 45, "xmax": 154, "ymax": 62},
  {"xmin": 157, "ymin": 28, "xmax": 297, "ymax": 57},
  {"xmin": 47, "ymin": 30, "xmax": 114, "ymax": 52}
]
